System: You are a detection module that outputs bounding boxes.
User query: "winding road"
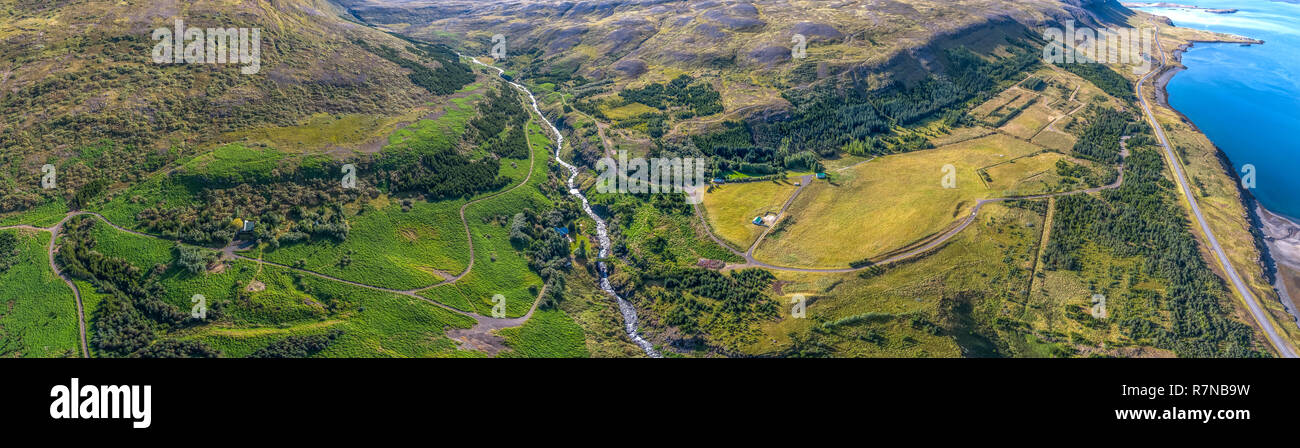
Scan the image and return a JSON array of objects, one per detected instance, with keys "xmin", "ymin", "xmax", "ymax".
[
  {"xmin": 690, "ymin": 20, "xmax": 1300, "ymax": 358},
  {"xmin": 9, "ymin": 20, "xmax": 1290, "ymax": 358},
  {"xmin": 4, "ymin": 201, "xmax": 553, "ymax": 357},
  {"xmin": 1, "ymin": 214, "xmax": 89, "ymax": 358},
  {"xmin": 0, "ymin": 108, "xmax": 552, "ymax": 357},
  {"xmin": 4, "ymin": 48, "xmax": 664, "ymax": 358}
]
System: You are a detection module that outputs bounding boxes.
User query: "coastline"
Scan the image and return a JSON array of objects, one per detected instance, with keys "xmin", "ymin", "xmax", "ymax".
[
  {"xmin": 1258, "ymin": 204, "xmax": 1300, "ymax": 322},
  {"xmin": 1151, "ymin": 33, "xmax": 1300, "ymax": 324},
  {"xmin": 1258, "ymin": 206, "xmax": 1300, "ymax": 272},
  {"xmin": 1152, "ymin": 39, "xmax": 1263, "ymax": 132},
  {"xmin": 1122, "ymin": 3, "xmax": 1240, "ymax": 14}
]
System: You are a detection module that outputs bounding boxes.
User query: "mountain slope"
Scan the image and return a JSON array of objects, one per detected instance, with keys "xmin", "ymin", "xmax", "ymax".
[
  {"xmin": 0, "ymin": 0, "xmax": 466, "ymax": 211},
  {"xmin": 343, "ymin": 1, "xmax": 1132, "ymax": 104}
]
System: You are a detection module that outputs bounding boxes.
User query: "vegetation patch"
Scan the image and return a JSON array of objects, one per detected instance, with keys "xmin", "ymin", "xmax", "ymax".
[
  {"xmin": 701, "ymin": 180, "xmax": 798, "ymax": 250},
  {"xmin": 753, "ymin": 134, "xmax": 1045, "ymax": 267},
  {"xmin": 498, "ymin": 309, "xmax": 590, "ymax": 358},
  {"xmin": 0, "ymin": 230, "xmax": 80, "ymax": 357}
]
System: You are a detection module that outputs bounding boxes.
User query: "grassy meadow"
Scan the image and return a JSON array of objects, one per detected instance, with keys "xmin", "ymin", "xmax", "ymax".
[
  {"xmin": 265, "ymin": 198, "xmax": 471, "ymax": 290},
  {"xmin": 0, "ymin": 230, "xmax": 80, "ymax": 357},
  {"xmin": 981, "ymin": 152, "xmax": 1108, "ymax": 197},
  {"xmin": 79, "ymin": 216, "xmax": 483, "ymax": 357},
  {"xmin": 497, "ymin": 309, "xmax": 590, "ymax": 358},
  {"xmin": 700, "ymin": 179, "xmax": 798, "ymax": 250},
  {"xmin": 420, "ymin": 119, "xmax": 553, "ymax": 317},
  {"xmin": 178, "ymin": 267, "xmax": 480, "ymax": 358},
  {"xmin": 753, "ymin": 134, "xmax": 1046, "ymax": 268},
  {"xmin": 0, "ymin": 198, "xmax": 68, "ymax": 228},
  {"xmin": 746, "ymin": 203, "xmax": 1046, "ymax": 357}
]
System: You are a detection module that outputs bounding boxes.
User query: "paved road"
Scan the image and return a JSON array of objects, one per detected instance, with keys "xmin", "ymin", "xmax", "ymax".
[
  {"xmin": 707, "ymin": 23, "xmax": 1300, "ymax": 365},
  {"xmin": 1137, "ymin": 22, "xmax": 1297, "ymax": 358}
]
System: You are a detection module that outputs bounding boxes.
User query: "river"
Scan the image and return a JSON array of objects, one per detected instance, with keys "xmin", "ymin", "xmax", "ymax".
[{"xmin": 464, "ymin": 56, "xmax": 662, "ymax": 358}]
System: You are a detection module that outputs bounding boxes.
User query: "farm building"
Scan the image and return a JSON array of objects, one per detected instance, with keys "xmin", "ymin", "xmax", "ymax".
[
  {"xmin": 752, "ymin": 217, "xmax": 763, "ymax": 225},
  {"xmin": 815, "ymin": 172, "xmax": 828, "ymax": 180}
]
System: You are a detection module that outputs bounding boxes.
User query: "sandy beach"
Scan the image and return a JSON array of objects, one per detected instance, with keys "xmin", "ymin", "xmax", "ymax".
[
  {"xmin": 1259, "ymin": 206, "xmax": 1300, "ymax": 272},
  {"xmin": 1257, "ymin": 205, "xmax": 1300, "ymax": 321}
]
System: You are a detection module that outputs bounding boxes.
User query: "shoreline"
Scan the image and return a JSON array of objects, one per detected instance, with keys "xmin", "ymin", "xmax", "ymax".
[
  {"xmin": 1151, "ymin": 32, "xmax": 1300, "ymax": 324},
  {"xmin": 1123, "ymin": 2, "xmax": 1240, "ymax": 14},
  {"xmin": 1257, "ymin": 206, "xmax": 1300, "ymax": 272},
  {"xmin": 1257, "ymin": 204, "xmax": 1300, "ymax": 323},
  {"xmin": 1151, "ymin": 39, "xmax": 1263, "ymax": 132}
]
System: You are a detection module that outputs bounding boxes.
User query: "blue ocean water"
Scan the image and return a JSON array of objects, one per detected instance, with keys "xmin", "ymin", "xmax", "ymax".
[{"xmin": 1134, "ymin": 0, "xmax": 1300, "ymax": 221}]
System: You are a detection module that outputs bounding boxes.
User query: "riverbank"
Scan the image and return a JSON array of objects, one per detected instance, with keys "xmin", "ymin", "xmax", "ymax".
[{"xmin": 1150, "ymin": 30, "xmax": 1300, "ymax": 326}]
